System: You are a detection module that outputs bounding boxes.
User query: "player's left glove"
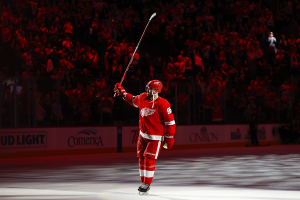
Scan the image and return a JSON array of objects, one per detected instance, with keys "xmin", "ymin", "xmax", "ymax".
[{"xmin": 163, "ymin": 135, "xmax": 174, "ymax": 150}]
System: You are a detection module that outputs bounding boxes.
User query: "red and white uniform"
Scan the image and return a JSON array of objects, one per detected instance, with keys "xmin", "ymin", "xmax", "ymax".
[
  {"xmin": 124, "ymin": 92, "xmax": 176, "ymax": 184},
  {"xmin": 125, "ymin": 92, "xmax": 175, "ymax": 141}
]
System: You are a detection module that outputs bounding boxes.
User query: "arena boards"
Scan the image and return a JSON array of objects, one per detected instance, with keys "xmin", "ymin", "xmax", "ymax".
[{"xmin": 0, "ymin": 124, "xmax": 282, "ymax": 159}]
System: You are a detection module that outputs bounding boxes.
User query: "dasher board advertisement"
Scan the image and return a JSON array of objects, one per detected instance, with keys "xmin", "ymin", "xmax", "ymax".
[
  {"xmin": 121, "ymin": 124, "xmax": 282, "ymax": 147},
  {"xmin": 0, "ymin": 127, "xmax": 117, "ymax": 154}
]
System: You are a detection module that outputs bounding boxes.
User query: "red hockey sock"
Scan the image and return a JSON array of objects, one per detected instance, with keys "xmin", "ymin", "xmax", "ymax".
[
  {"xmin": 139, "ymin": 158, "xmax": 145, "ymax": 183},
  {"xmin": 144, "ymin": 157, "xmax": 155, "ymax": 185}
]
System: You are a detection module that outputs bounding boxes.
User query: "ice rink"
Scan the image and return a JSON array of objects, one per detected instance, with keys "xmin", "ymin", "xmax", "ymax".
[{"xmin": 1, "ymin": 145, "xmax": 300, "ymax": 200}]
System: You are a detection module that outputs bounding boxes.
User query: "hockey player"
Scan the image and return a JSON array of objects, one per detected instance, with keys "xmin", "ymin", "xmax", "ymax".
[{"xmin": 114, "ymin": 80, "xmax": 176, "ymax": 195}]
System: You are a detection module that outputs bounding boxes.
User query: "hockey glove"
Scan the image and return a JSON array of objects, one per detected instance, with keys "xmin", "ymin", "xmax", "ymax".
[
  {"xmin": 163, "ymin": 135, "xmax": 174, "ymax": 150},
  {"xmin": 113, "ymin": 83, "xmax": 126, "ymax": 97}
]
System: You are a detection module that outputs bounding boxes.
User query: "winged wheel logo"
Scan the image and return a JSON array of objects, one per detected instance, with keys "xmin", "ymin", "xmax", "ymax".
[{"xmin": 140, "ymin": 108, "xmax": 156, "ymax": 117}]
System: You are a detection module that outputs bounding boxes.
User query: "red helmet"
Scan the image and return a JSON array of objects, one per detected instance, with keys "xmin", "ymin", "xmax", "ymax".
[{"xmin": 145, "ymin": 80, "xmax": 163, "ymax": 93}]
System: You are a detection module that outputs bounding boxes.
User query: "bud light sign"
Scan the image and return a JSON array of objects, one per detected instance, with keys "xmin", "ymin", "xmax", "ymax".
[
  {"xmin": 231, "ymin": 128, "xmax": 241, "ymax": 140},
  {"xmin": 0, "ymin": 131, "xmax": 47, "ymax": 149},
  {"xmin": 258, "ymin": 127, "xmax": 266, "ymax": 140}
]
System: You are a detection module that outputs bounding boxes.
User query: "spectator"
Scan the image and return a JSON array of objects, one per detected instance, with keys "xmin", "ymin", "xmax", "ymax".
[
  {"xmin": 184, "ymin": 53, "xmax": 193, "ymax": 77},
  {"xmin": 268, "ymin": 32, "xmax": 276, "ymax": 50},
  {"xmin": 22, "ymin": 49, "xmax": 33, "ymax": 67},
  {"xmin": 63, "ymin": 21, "xmax": 73, "ymax": 37},
  {"xmin": 34, "ymin": 42, "xmax": 46, "ymax": 64},
  {"xmin": 281, "ymin": 80, "xmax": 290, "ymax": 98},
  {"xmin": 166, "ymin": 56, "xmax": 175, "ymax": 75},
  {"xmin": 154, "ymin": 57, "xmax": 164, "ymax": 80},
  {"xmin": 249, "ymin": 112, "xmax": 259, "ymax": 146},
  {"xmin": 174, "ymin": 59, "xmax": 186, "ymax": 75},
  {"xmin": 194, "ymin": 50, "xmax": 205, "ymax": 76},
  {"xmin": 45, "ymin": 43, "xmax": 53, "ymax": 56},
  {"xmin": 279, "ymin": 123, "xmax": 293, "ymax": 144},
  {"xmin": 211, "ymin": 98, "xmax": 224, "ymax": 123},
  {"xmin": 42, "ymin": 94, "xmax": 52, "ymax": 126},
  {"xmin": 290, "ymin": 53, "xmax": 299, "ymax": 76},
  {"xmin": 177, "ymin": 89, "xmax": 189, "ymax": 123},
  {"xmin": 201, "ymin": 42, "xmax": 211, "ymax": 68},
  {"xmin": 1, "ymin": 23, "xmax": 11, "ymax": 45},
  {"xmin": 286, "ymin": 2, "xmax": 293, "ymax": 19},
  {"xmin": 102, "ymin": 92, "xmax": 114, "ymax": 125},
  {"xmin": 202, "ymin": 89, "xmax": 212, "ymax": 123},
  {"xmin": 62, "ymin": 36, "xmax": 73, "ymax": 50},
  {"xmin": 36, "ymin": 93, "xmax": 46, "ymax": 127},
  {"xmin": 244, "ymin": 99, "xmax": 256, "ymax": 122},
  {"xmin": 51, "ymin": 96, "xmax": 63, "ymax": 126},
  {"xmin": 78, "ymin": 101, "xmax": 91, "ymax": 126}
]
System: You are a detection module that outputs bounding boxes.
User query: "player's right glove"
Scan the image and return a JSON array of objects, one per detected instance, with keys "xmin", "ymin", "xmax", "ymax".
[
  {"xmin": 113, "ymin": 83, "xmax": 126, "ymax": 97},
  {"xmin": 163, "ymin": 135, "xmax": 174, "ymax": 150}
]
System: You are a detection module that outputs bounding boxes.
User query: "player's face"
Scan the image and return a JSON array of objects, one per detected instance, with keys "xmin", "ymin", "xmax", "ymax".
[{"xmin": 146, "ymin": 88, "xmax": 158, "ymax": 97}]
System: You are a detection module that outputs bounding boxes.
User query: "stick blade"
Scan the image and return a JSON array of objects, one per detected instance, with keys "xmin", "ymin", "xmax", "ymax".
[{"xmin": 155, "ymin": 10, "xmax": 164, "ymax": 16}]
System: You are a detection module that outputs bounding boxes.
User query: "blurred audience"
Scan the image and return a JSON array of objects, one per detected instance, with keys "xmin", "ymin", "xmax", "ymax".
[{"xmin": 0, "ymin": 0, "xmax": 299, "ymax": 132}]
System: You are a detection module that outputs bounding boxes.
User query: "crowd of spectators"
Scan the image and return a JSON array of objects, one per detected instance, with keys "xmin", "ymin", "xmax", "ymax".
[{"xmin": 0, "ymin": 0, "xmax": 300, "ymax": 136}]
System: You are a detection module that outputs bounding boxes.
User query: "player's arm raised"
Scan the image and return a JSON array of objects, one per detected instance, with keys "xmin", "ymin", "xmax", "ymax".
[
  {"xmin": 113, "ymin": 83, "xmax": 140, "ymax": 108},
  {"xmin": 162, "ymin": 102, "xmax": 176, "ymax": 150}
]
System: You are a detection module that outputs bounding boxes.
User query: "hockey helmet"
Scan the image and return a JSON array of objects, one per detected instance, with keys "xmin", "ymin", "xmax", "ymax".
[{"xmin": 145, "ymin": 80, "xmax": 163, "ymax": 93}]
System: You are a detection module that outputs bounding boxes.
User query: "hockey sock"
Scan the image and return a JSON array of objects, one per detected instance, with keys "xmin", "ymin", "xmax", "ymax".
[
  {"xmin": 144, "ymin": 157, "xmax": 155, "ymax": 185},
  {"xmin": 139, "ymin": 158, "xmax": 145, "ymax": 183}
]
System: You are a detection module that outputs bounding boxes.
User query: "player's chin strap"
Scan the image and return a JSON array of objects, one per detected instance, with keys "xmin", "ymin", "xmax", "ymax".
[{"xmin": 152, "ymin": 90, "xmax": 155, "ymax": 108}]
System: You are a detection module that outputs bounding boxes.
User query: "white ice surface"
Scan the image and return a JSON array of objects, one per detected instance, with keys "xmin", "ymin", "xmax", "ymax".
[
  {"xmin": 1, "ymin": 185, "xmax": 300, "ymax": 200},
  {"xmin": 1, "ymin": 146, "xmax": 300, "ymax": 200}
]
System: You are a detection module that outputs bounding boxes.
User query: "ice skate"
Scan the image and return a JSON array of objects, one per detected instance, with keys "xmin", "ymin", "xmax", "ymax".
[{"xmin": 138, "ymin": 183, "xmax": 150, "ymax": 195}]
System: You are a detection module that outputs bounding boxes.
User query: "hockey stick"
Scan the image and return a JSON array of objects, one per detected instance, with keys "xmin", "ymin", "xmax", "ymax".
[{"xmin": 114, "ymin": 10, "xmax": 164, "ymax": 97}]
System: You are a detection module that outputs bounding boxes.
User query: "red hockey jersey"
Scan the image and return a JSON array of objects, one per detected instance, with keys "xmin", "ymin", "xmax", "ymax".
[{"xmin": 124, "ymin": 92, "xmax": 176, "ymax": 141}]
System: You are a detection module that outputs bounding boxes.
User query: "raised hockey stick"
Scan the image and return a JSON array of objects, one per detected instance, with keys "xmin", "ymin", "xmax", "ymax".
[{"xmin": 114, "ymin": 10, "xmax": 164, "ymax": 97}]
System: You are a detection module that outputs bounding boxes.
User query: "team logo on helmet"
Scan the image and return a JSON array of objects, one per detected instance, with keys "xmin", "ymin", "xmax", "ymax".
[{"xmin": 140, "ymin": 108, "xmax": 156, "ymax": 117}]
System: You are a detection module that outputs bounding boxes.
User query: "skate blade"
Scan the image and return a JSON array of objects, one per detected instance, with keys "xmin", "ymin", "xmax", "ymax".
[{"xmin": 139, "ymin": 191, "xmax": 149, "ymax": 196}]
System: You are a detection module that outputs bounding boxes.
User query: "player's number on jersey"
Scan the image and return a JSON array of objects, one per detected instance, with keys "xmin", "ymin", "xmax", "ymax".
[{"xmin": 167, "ymin": 107, "xmax": 172, "ymax": 115}]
